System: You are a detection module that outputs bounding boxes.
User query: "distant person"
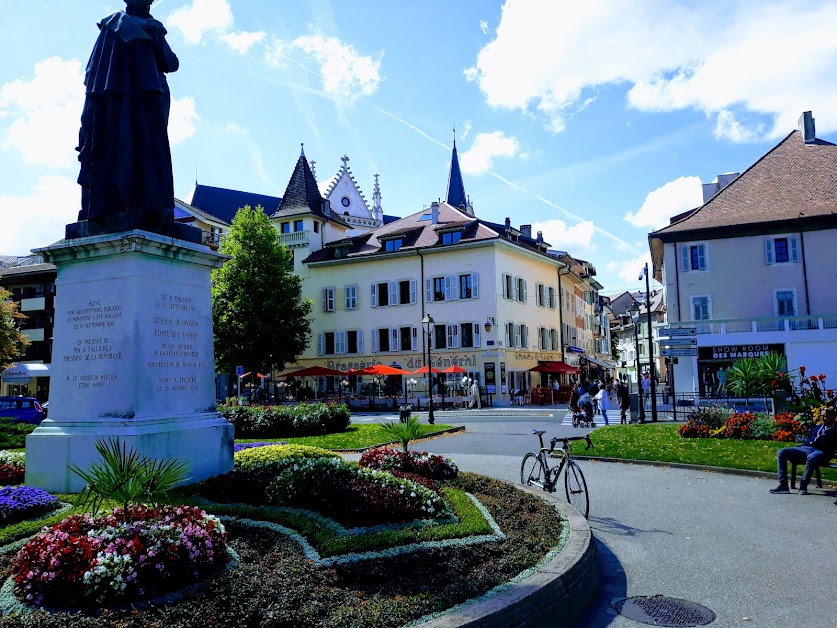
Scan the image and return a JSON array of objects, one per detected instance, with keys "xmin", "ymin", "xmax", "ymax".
[
  {"xmin": 770, "ymin": 407, "xmax": 837, "ymax": 495},
  {"xmin": 569, "ymin": 385, "xmax": 581, "ymax": 413},
  {"xmin": 594, "ymin": 386, "xmax": 610, "ymax": 425},
  {"xmin": 616, "ymin": 380, "xmax": 630, "ymax": 424},
  {"xmin": 588, "ymin": 380, "xmax": 600, "ymax": 415},
  {"xmin": 469, "ymin": 379, "xmax": 482, "ymax": 409}
]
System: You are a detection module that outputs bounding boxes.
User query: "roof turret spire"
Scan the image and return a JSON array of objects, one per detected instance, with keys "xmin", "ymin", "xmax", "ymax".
[{"xmin": 446, "ymin": 136, "xmax": 468, "ymax": 211}]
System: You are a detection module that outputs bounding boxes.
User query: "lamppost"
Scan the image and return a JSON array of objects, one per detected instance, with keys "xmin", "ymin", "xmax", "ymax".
[
  {"xmin": 639, "ymin": 263, "xmax": 658, "ymax": 421},
  {"xmin": 627, "ymin": 302, "xmax": 645, "ymax": 422},
  {"xmin": 422, "ymin": 314, "xmax": 435, "ymax": 424},
  {"xmin": 340, "ymin": 379, "xmax": 349, "ymax": 402},
  {"xmin": 462, "ymin": 376, "xmax": 472, "ymax": 408}
]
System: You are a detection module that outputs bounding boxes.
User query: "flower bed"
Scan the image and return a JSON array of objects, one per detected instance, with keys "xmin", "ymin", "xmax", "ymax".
[
  {"xmin": 266, "ymin": 457, "xmax": 453, "ymax": 527},
  {"xmin": 0, "ymin": 451, "xmax": 25, "ymax": 486},
  {"xmin": 218, "ymin": 403, "xmax": 351, "ymax": 438},
  {"xmin": 11, "ymin": 505, "xmax": 227, "ymax": 608},
  {"xmin": 233, "ymin": 441, "xmax": 285, "ymax": 453},
  {"xmin": 0, "ymin": 486, "xmax": 59, "ymax": 525},
  {"xmin": 359, "ymin": 447, "xmax": 459, "ymax": 480},
  {"xmin": 679, "ymin": 411, "xmax": 812, "ymax": 442}
]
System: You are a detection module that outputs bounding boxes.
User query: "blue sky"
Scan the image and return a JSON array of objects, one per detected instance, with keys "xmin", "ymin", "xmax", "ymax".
[{"xmin": 2, "ymin": 0, "xmax": 836, "ymax": 294}]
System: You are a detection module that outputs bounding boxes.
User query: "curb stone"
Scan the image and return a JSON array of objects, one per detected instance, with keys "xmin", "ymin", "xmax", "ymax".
[{"xmin": 413, "ymin": 482, "xmax": 598, "ymax": 627}]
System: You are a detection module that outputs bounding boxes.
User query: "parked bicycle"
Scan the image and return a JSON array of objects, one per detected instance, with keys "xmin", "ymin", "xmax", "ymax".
[{"xmin": 520, "ymin": 430, "xmax": 593, "ymax": 517}]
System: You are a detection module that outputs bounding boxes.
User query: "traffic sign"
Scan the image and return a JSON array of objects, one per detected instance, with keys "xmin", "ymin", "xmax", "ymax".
[
  {"xmin": 661, "ymin": 337, "xmax": 698, "ymax": 347},
  {"xmin": 236, "ymin": 365, "xmax": 244, "ymax": 376},
  {"xmin": 661, "ymin": 348, "xmax": 697, "ymax": 357},
  {"xmin": 659, "ymin": 327, "xmax": 697, "ymax": 337}
]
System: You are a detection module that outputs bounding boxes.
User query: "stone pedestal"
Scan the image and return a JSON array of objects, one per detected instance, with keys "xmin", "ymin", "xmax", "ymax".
[{"xmin": 26, "ymin": 231, "xmax": 233, "ymax": 493}]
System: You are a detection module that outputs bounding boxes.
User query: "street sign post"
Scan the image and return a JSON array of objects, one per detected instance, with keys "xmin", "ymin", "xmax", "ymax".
[
  {"xmin": 661, "ymin": 348, "xmax": 697, "ymax": 357},
  {"xmin": 235, "ymin": 366, "xmax": 244, "ymax": 401},
  {"xmin": 658, "ymin": 327, "xmax": 697, "ymax": 337},
  {"xmin": 661, "ymin": 337, "xmax": 698, "ymax": 347}
]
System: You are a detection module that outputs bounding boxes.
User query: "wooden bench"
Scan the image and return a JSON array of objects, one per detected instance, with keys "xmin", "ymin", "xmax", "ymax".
[{"xmin": 790, "ymin": 453, "xmax": 837, "ymax": 489}]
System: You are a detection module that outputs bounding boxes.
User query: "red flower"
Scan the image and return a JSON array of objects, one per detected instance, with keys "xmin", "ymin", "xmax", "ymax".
[
  {"xmin": 799, "ymin": 366, "xmax": 806, "ymax": 374},
  {"xmin": 818, "ymin": 374, "xmax": 827, "ymax": 381},
  {"xmin": 827, "ymin": 390, "xmax": 834, "ymax": 397},
  {"xmin": 771, "ymin": 379, "xmax": 778, "ymax": 388}
]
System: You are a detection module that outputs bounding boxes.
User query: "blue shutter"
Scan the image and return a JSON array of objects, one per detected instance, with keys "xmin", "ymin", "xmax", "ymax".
[
  {"xmin": 789, "ymin": 237, "xmax": 799, "ymax": 263},
  {"xmin": 680, "ymin": 246, "xmax": 690, "ymax": 272},
  {"xmin": 697, "ymin": 245, "xmax": 706, "ymax": 270},
  {"xmin": 764, "ymin": 239, "xmax": 774, "ymax": 265}
]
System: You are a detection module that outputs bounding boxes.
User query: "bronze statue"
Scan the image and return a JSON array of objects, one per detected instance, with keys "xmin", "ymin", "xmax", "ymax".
[{"xmin": 70, "ymin": 0, "xmax": 199, "ymax": 242}]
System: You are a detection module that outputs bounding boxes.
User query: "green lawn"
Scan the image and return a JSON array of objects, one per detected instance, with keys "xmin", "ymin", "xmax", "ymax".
[
  {"xmin": 236, "ymin": 423, "xmax": 458, "ymax": 450},
  {"xmin": 576, "ymin": 423, "xmax": 837, "ymax": 481}
]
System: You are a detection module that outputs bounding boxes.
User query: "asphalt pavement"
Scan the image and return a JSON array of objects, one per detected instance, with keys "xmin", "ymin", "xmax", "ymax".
[{"xmin": 350, "ymin": 408, "xmax": 837, "ymax": 627}]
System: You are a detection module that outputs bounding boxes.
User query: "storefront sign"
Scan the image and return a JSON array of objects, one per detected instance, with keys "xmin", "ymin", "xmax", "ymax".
[
  {"xmin": 324, "ymin": 353, "xmax": 481, "ymax": 372},
  {"xmin": 484, "ymin": 362, "xmax": 496, "ymax": 394},
  {"xmin": 696, "ymin": 344, "xmax": 785, "ymax": 396}
]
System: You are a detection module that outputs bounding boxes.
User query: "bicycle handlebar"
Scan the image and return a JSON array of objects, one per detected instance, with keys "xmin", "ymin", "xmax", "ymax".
[{"xmin": 550, "ymin": 434, "xmax": 594, "ymax": 451}]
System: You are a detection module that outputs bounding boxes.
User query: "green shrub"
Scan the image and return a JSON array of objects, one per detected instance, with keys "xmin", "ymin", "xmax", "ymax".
[
  {"xmin": 218, "ymin": 402, "xmax": 351, "ymax": 438},
  {"xmin": 750, "ymin": 413, "xmax": 778, "ymax": 440},
  {"xmin": 0, "ymin": 420, "xmax": 37, "ymax": 450},
  {"xmin": 686, "ymin": 404, "xmax": 734, "ymax": 429},
  {"xmin": 377, "ymin": 416, "xmax": 425, "ymax": 453}
]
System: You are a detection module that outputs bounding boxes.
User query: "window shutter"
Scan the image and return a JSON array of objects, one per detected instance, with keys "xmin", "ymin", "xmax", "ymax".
[
  {"xmin": 410, "ymin": 279, "xmax": 417, "ymax": 304},
  {"xmin": 789, "ymin": 237, "xmax": 799, "ymax": 262},
  {"xmin": 473, "ymin": 322, "xmax": 481, "ymax": 348},
  {"xmin": 425, "ymin": 278, "xmax": 433, "ymax": 303},
  {"xmin": 446, "ymin": 324, "xmax": 455, "ymax": 349},
  {"xmin": 389, "ymin": 281, "xmax": 398, "ymax": 305},
  {"xmin": 471, "ymin": 273, "xmax": 479, "ymax": 299},
  {"xmin": 502, "ymin": 273, "xmax": 509, "ymax": 299},
  {"xmin": 322, "ymin": 288, "xmax": 329, "ymax": 312},
  {"xmin": 697, "ymin": 245, "xmax": 706, "ymax": 270},
  {"xmin": 371, "ymin": 330, "xmax": 378, "ymax": 353},
  {"xmin": 444, "ymin": 276, "xmax": 453, "ymax": 301},
  {"xmin": 411, "ymin": 327, "xmax": 418, "ymax": 351},
  {"xmin": 391, "ymin": 328, "xmax": 399, "ymax": 352},
  {"xmin": 522, "ymin": 281, "xmax": 528, "ymax": 303},
  {"xmin": 344, "ymin": 286, "xmax": 350, "ymax": 309},
  {"xmin": 512, "ymin": 277, "xmax": 519, "ymax": 301},
  {"xmin": 371, "ymin": 283, "xmax": 378, "ymax": 307},
  {"xmin": 764, "ymin": 239, "xmax": 774, "ymax": 265},
  {"xmin": 514, "ymin": 324, "xmax": 521, "ymax": 348},
  {"xmin": 549, "ymin": 287, "xmax": 556, "ymax": 309},
  {"xmin": 450, "ymin": 275, "xmax": 459, "ymax": 300},
  {"xmin": 522, "ymin": 324, "xmax": 528, "ymax": 348},
  {"xmin": 505, "ymin": 323, "xmax": 512, "ymax": 347},
  {"xmin": 317, "ymin": 333, "xmax": 324, "ymax": 355},
  {"xmin": 357, "ymin": 330, "xmax": 364, "ymax": 353},
  {"xmin": 680, "ymin": 246, "xmax": 690, "ymax": 272},
  {"xmin": 337, "ymin": 332, "xmax": 346, "ymax": 354}
]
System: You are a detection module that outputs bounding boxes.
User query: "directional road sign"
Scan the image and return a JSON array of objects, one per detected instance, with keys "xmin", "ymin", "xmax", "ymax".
[
  {"xmin": 236, "ymin": 365, "xmax": 244, "ymax": 376},
  {"xmin": 661, "ymin": 348, "xmax": 698, "ymax": 357},
  {"xmin": 659, "ymin": 327, "xmax": 697, "ymax": 337},
  {"xmin": 661, "ymin": 337, "xmax": 698, "ymax": 347}
]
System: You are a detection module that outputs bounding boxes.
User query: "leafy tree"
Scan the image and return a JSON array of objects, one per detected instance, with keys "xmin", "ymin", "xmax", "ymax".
[
  {"xmin": 0, "ymin": 288, "xmax": 29, "ymax": 370},
  {"xmin": 212, "ymin": 206, "xmax": 312, "ymax": 379}
]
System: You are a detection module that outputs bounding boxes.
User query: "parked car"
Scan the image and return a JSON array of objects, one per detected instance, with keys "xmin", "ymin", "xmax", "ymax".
[{"xmin": 0, "ymin": 396, "xmax": 46, "ymax": 424}]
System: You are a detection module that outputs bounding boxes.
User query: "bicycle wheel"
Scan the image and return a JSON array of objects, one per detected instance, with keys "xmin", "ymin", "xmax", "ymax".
[
  {"xmin": 520, "ymin": 453, "xmax": 545, "ymax": 488},
  {"xmin": 564, "ymin": 460, "xmax": 590, "ymax": 518}
]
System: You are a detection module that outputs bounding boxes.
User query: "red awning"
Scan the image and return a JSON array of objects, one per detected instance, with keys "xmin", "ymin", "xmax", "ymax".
[
  {"xmin": 440, "ymin": 365, "xmax": 468, "ymax": 374},
  {"xmin": 411, "ymin": 366, "xmax": 443, "ymax": 375},
  {"xmin": 355, "ymin": 364, "xmax": 408, "ymax": 376},
  {"xmin": 528, "ymin": 361, "xmax": 580, "ymax": 374}
]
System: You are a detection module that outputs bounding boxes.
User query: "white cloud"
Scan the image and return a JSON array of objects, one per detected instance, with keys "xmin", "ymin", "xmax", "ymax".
[
  {"xmin": 480, "ymin": 20, "xmax": 489, "ymax": 35},
  {"xmin": 0, "ymin": 175, "xmax": 79, "ymax": 254},
  {"xmin": 168, "ymin": 96, "xmax": 199, "ymax": 144},
  {"xmin": 289, "ymin": 34, "xmax": 383, "ymax": 100},
  {"xmin": 0, "ymin": 57, "xmax": 84, "ymax": 169},
  {"xmin": 530, "ymin": 219, "xmax": 596, "ymax": 254},
  {"xmin": 460, "ymin": 119, "xmax": 472, "ymax": 141},
  {"xmin": 167, "ymin": 0, "xmax": 233, "ymax": 45},
  {"xmin": 607, "ymin": 253, "xmax": 653, "ymax": 285},
  {"xmin": 221, "ymin": 30, "xmax": 266, "ymax": 55},
  {"xmin": 467, "ymin": 0, "xmax": 837, "ymax": 139},
  {"xmin": 459, "ymin": 131, "xmax": 520, "ymax": 175},
  {"xmin": 625, "ymin": 176, "xmax": 703, "ymax": 230}
]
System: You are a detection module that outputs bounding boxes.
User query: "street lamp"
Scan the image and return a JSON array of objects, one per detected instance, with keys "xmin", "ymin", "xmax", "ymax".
[
  {"xmin": 628, "ymin": 302, "xmax": 646, "ymax": 422},
  {"xmin": 422, "ymin": 314, "xmax": 436, "ymax": 424},
  {"xmin": 639, "ymin": 263, "xmax": 658, "ymax": 421}
]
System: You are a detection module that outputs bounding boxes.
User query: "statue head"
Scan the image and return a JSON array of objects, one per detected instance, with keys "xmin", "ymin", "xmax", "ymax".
[{"xmin": 124, "ymin": 0, "xmax": 153, "ymax": 17}]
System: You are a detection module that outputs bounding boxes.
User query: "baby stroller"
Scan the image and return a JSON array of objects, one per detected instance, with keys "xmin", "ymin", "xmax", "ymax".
[{"xmin": 572, "ymin": 393, "xmax": 596, "ymax": 428}]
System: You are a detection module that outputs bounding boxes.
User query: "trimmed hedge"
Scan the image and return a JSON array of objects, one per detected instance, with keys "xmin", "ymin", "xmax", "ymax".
[
  {"xmin": 0, "ymin": 420, "xmax": 36, "ymax": 450},
  {"xmin": 218, "ymin": 403, "xmax": 351, "ymax": 438}
]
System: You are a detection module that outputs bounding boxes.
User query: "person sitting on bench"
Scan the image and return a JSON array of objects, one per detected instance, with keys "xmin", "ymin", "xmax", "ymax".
[{"xmin": 770, "ymin": 407, "xmax": 837, "ymax": 495}]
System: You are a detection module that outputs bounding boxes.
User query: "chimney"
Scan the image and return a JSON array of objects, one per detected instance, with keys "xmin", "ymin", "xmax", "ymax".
[
  {"xmin": 430, "ymin": 201, "xmax": 439, "ymax": 225},
  {"xmin": 702, "ymin": 172, "xmax": 740, "ymax": 203},
  {"xmin": 798, "ymin": 111, "xmax": 816, "ymax": 144},
  {"xmin": 504, "ymin": 217, "xmax": 511, "ymax": 230},
  {"xmin": 520, "ymin": 224, "xmax": 532, "ymax": 239},
  {"xmin": 536, "ymin": 230, "xmax": 543, "ymax": 244}
]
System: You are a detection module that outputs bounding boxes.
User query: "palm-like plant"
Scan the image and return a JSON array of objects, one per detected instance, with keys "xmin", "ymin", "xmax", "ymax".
[
  {"xmin": 70, "ymin": 438, "xmax": 191, "ymax": 522},
  {"xmin": 378, "ymin": 416, "xmax": 425, "ymax": 453},
  {"xmin": 726, "ymin": 352, "xmax": 788, "ymax": 398}
]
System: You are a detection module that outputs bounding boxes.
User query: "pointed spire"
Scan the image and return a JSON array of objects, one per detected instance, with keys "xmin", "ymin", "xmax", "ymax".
[
  {"xmin": 300, "ymin": 142, "xmax": 305, "ymax": 157},
  {"xmin": 276, "ymin": 149, "xmax": 327, "ymax": 217},
  {"xmin": 446, "ymin": 138, "xmax": 467, "ymax": 209},
  {"xmin": 372, "ymin": 173, "xmax": 383, "ymax": 224}
]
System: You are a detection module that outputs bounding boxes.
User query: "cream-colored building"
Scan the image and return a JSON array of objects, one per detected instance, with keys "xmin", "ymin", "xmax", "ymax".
[{"xmin": 650, "ymin": 111, "xmax": 837, "ymax": 395}]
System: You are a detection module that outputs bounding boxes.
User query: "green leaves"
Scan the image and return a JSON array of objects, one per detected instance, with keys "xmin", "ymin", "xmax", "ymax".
[
  {"xmin": 0, "ymin": 287, "xmax": 30, "ymax": 370},
  {"xmin": 70, "ymin": 438, "xmax": 190, "ymax": 522},
  {"xmin": 377, "ymin": 417, "xmax": 426, "ymax": 453},
  {"xmin": 726, "ymin": 351, "xmax": 788, "ymax": 397}
]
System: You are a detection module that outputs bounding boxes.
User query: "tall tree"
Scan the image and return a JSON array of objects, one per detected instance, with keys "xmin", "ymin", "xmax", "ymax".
[
  {"xmin": 0, "ymin": 288, "xmax": 30, "ymax": 370},
  {"xmin": 211, "ymin": 206, "xmax": 312, "ymax": 378}
]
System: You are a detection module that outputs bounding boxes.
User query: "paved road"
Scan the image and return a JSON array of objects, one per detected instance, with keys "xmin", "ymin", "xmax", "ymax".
[{"xmin": 356, "ymin": 411, "xmax": 836, "ymax": 627}]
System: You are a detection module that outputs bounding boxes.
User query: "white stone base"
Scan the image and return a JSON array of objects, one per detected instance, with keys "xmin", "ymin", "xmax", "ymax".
[
  {"xmin": 26, "ymin": 414, "xmax": 233, "ymax": 493},
  {"xmin": 25, "ymin": 230, "xmax": 234, "ymax": 493}
]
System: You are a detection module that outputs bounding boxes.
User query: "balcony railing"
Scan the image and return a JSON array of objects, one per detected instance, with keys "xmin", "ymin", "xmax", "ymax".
[
  {"xmin": 668, "ymin": 314, "xmax": 837, "ymax": 335},
  {"xmin": 277, "ymin": 231, "xmax": 310, "ymax": 248}
]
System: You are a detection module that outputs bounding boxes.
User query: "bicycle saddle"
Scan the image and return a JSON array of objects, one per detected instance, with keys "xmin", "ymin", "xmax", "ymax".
[{"xmin": 532, "ymin": 429, "xmax": 546, "ymax": 435}]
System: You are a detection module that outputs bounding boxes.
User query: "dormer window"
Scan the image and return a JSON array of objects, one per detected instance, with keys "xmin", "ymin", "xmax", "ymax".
[
  {"xmin": 334, "ymin": 246, "xmax": 350, "ymax": 259},
  {"xmin": 442, "ymin": 231, "xmax": 462, "ymax": 245},
  {"xmin": 384, "ymin": 238, "xmax": 403, "ymax": 252}
]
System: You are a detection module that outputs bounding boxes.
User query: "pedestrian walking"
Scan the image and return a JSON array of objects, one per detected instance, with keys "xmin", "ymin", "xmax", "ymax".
[
  {"xmin": 616, "ymin": 380, "xmax": 630, "ymax": 424},
  {"xmin": 469, "ymin": 379, "xmax": 482, "ymax": 409},
  {"xmin": 595, "ymin": 386, "xmax": 610, "ymax": 425}
]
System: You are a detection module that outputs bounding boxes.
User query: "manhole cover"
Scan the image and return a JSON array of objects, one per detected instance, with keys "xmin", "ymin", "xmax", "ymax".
[{"xmin": 613, "ymin": 596, "xmax": 716, "ymax": 626}]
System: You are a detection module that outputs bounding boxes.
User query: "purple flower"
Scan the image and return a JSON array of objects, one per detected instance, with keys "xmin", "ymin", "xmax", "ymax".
[
  {"xmin": 233, "ymin": 441, "xmax": 287, "ymax": 452},
  {"xmin": 0, "ymin": 486, "xmax": 59, "ymax": 524}
]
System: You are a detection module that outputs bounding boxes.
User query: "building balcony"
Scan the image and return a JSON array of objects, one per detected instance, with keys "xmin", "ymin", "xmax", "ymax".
[
  {"xmin": 667, "ymin": 314, "xmax": 837, "ymax": 344},
  {"xmin": 202, "ymin": 232, "xmax": 223, "ymax": 248},
  {"xmin": 19, "ymin": 297, "xmax": 46, "ymax": 312},
  {"xmin": 278, "ymin": 231, "xmax": 310, "ymax": 248}
]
